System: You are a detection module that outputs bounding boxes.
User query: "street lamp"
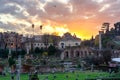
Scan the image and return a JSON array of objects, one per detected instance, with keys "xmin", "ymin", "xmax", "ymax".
[
  {"xmin": 30, "ymin": 24, "xmax": 34, "ymax": 54},
  {"xmin": 28, "ymin": 24, "xmax": 43, "ymax": 80},
  {"xmin": 40, "ymin": 25, "xmax": 43, "ymax": 34},
  {"xmin": 32, "ymin": 24, "xmax": 34, "ymax": 37}
]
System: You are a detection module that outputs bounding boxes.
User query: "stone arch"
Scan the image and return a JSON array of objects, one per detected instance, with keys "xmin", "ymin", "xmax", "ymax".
[
  {"xmin": 76, "ymin": 51, "xmax": 80, "ymax": 57},
  {"xmin": 65, "ymin": 51, "xmax": 69, "ymax": 58},
  {"xmin": 61, "ymin": 43, "xmax": 64, "ymax": 48}
]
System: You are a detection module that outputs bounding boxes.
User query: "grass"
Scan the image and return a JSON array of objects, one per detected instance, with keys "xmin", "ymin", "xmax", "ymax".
[{"xmin": 0, "ymin": 71, "xmax": 110, "ymax": 80}]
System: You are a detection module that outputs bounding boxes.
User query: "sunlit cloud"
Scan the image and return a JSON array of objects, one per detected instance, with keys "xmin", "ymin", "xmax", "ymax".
[
  {"xmin": 99, "ymin": 4, "xmax": 110, "ymax": 12},
  {"xmin": 42, "ymin": 24, "xmax": 69, "ymax": 36},
  {"xmin": 58, "ymin": 0, "xmax": 70, "ymax": 4},
  {"xmin": 0, "ymin": 14, "xmax": 16, "ymax": 24},
  {"xmin": 23, "ymin": 10, "xmax": 30, "ymax": 17},
  {"xmin": 67, "ymin": 3, "xmax": 73, "ymax": 13},
  {"xmin": 92, "ymin": 0, "xmax": 103, "ymax": 3},
  {"xmin": 5, "ymin": 2, "xmax": 24, "ymax": 13},
  {"xmin": 0, "ymin": 28, "xmax": 5, "ymax": 32},
  {"xmin": 83, "ymin": 14, "xmax": 96, "ymax": 19},
  {"xmin": 0, "ymin": 14, "xmax": 30, "ymax": 26}
]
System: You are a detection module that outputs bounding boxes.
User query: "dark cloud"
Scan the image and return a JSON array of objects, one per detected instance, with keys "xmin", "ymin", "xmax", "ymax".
[
  {"xmin": 69, "ymin": 0, "xmax": 100, "ymax": 14},
  {"xmin": 43, "ymin": 1, "xmax": 72, "ymax": 23}
]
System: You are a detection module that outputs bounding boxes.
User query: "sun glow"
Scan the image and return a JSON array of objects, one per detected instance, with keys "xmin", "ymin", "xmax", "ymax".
[{"xmin": 42, "ymin": 24, "xmax": 69, "ymax": 36}]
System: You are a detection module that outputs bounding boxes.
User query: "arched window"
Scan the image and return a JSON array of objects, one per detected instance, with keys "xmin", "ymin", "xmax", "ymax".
[
  {"xmin": 65, "ymin": 51, "xmax": 69, "ymax": 58},
  {"xmin": 76, "ymin": 51, "xmax": 79, "ymax": 57},
  {"xmin": 75, "ymin": 43, "xmax": 79, "ymax": 46},
  {"xmin": 61, "ymin": 43, "xmax": 64, "ymax": 45},
  {"xmin": 61, "ymin": 43, "xmax": 64, "ymax": 48}
]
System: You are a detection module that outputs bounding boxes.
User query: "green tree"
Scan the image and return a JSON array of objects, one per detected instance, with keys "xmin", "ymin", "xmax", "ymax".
[
  {"xmin": 39, "ymin": 47, "xmax": 44, "ymax": 55},
  {"xmin": 21, "ymin": 49, "xmax": 26, "ymax": 56},
  {"xmin": 42, "ymin": 52, "xmax": 48, "ymax": 57},
  {"xmin": 8, "ymin": 56, "xmax": 15, "ymax": 67},
  {"xmin": 0, "ymin": 49, "xmax": 9, "ymax": 58},
  {"xmin": 48, "ymin": 45, "xmax": 57, "ymax": 56},
  {"xmin": 34, "ymin": 47, "xmax": 40, "ymax": 54},
  {"xmin": 102, "ymin": 36, "xmax": 111, "ymax": 48}
]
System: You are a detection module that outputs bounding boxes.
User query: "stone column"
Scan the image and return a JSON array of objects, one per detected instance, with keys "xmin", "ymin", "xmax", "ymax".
[
  {"xmin": 99, "ymin": 31, "xmax": 102, "ymax": 51},
  {"xmin": 68, "ymin": 51, "xmax": 71, "ymax": 58}
]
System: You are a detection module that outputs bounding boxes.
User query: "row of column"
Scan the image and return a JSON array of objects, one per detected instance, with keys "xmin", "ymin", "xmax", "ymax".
[{"xmin": 63, "ymin": 50, "xmax": 92, "ymax": 59}]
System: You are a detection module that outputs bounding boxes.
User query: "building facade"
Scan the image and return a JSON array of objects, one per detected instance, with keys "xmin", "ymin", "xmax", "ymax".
[
  {"xmin": 0, "ymin": 32, "xmax": 23, "ymax": 50},
  {"xmin": 61, "ymin": 47, "xmax": 94, "ymax": 60},
  {"xmin": 58, "ymin": 32, "xmax": 81, "ymax": 49},
  {"xmin": 114, "ymin": 22, "xmax": 120, "ymax": 35},
  {"xmin": 25, "ymin": 35, "xmax": 53, "ymax": 54}
]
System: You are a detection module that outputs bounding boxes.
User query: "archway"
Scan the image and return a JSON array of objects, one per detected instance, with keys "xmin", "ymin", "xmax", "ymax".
[
  {"xmin": 76, "ymin": 51, "xmax": 80, "ymax": 57},
  {"xmin": 65, "ymin": 51, "xmax": 69, "ymax": 58}
]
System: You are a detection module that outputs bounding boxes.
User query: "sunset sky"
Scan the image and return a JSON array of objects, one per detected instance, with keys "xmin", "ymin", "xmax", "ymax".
[{"xmin": 0, "ymin": 0, "xmax": 120, "ymax": 40}]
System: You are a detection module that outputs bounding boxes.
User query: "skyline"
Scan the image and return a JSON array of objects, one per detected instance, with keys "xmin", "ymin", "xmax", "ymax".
[{"xmin": 0, "ymin": 0, "xmax": 120, "ymax": 40}]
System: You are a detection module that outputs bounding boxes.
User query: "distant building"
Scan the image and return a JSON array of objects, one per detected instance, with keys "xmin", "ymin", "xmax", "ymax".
[
  {"xmin": 33, "ymin": 35, "xmax": 53, "ymax": 49},
  {"xmin": 0, "ymin": 32, "xmax": 23, "ymax": 50},
  {"xmin": 25, "ymin": 35, "xmax": 53, "ymax": 54},
  {"xmin": 114, "ymin": 22, "xmax": 120, "ymax": 35},
  {"xmin": 58, "ymin": 32, "xmax": 81, "ymax": 49},
  {"xmin": 61, "ymin": 47, "xmax": 94, "ymax": 60},
  {"xmin": 0, "ymin": 33, "xmax": 5, "ymax": 49}
]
